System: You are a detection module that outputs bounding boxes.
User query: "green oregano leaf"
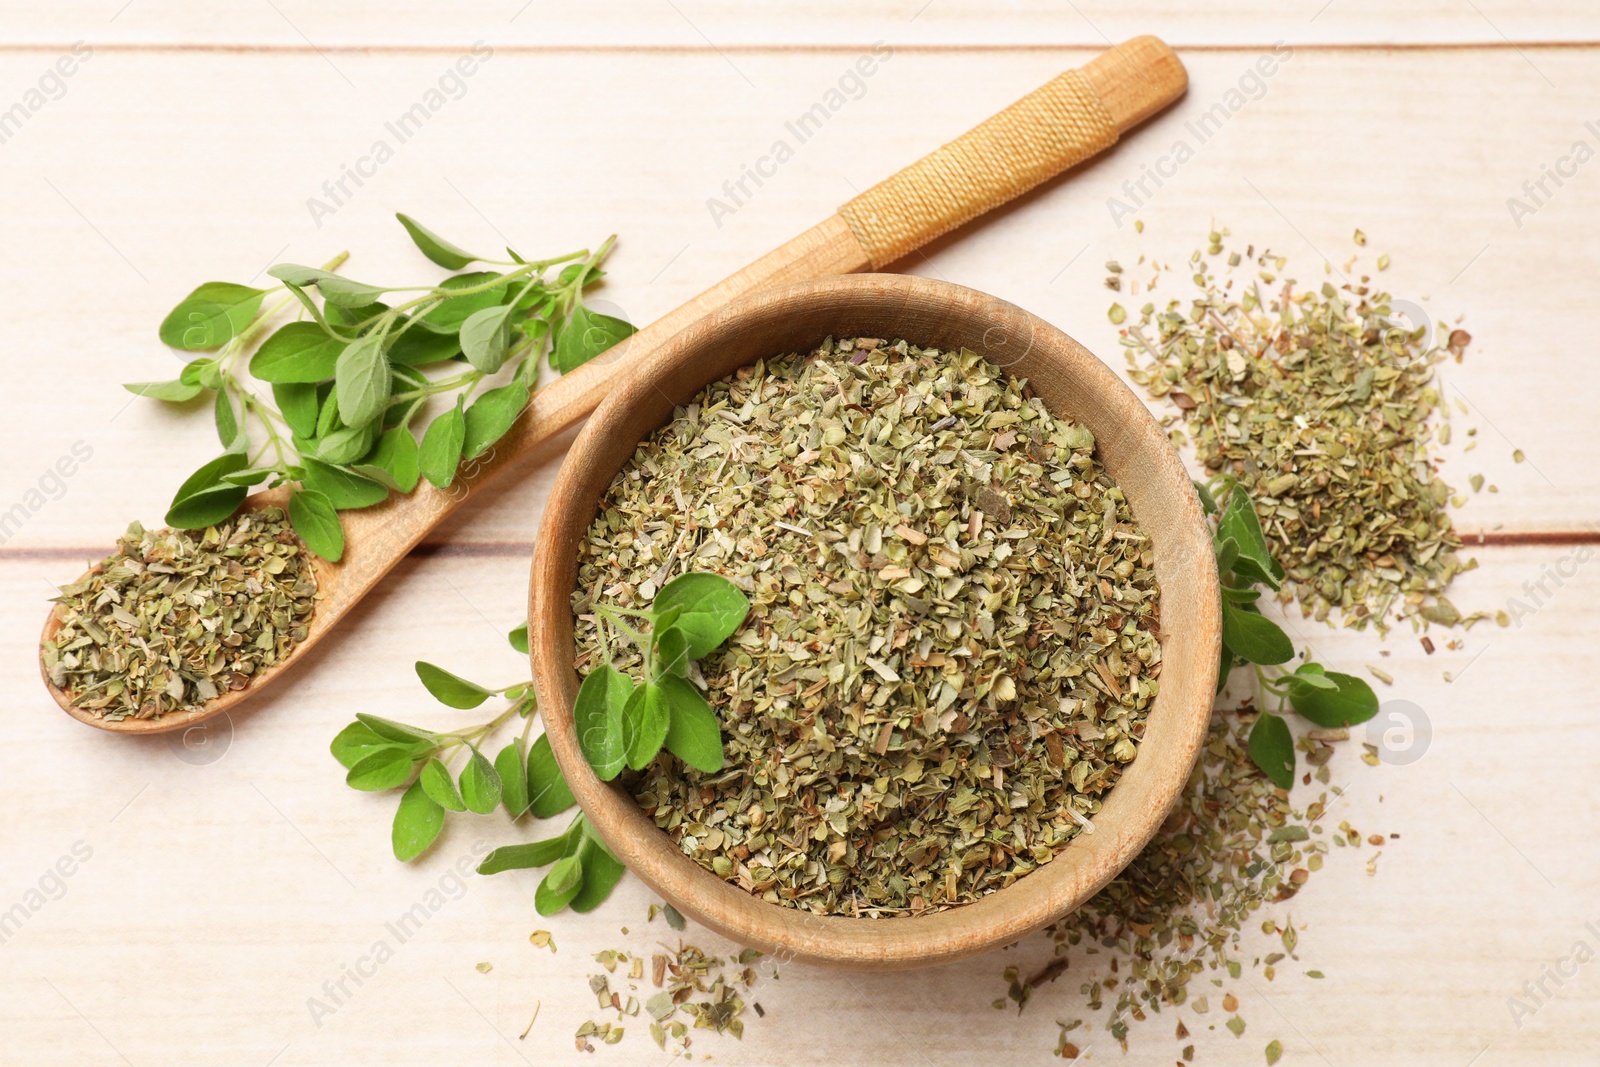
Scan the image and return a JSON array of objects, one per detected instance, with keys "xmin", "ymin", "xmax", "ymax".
[
  {"xmin": 298, "ymin": 457, "xmax": 388, "ymax": 510},
  {"xmin": 423, "ymin": 272, "xmax": 506, "ymax": 330},
  {"xmin": 558, "ymin": 262, "xmax": 602, "ymax": 288},
  {"xmin": 329, "ymin": 721, "xmax": 389, "ymax": 769},
  {"xmin": 651, "ymin": 604, "xmax": 684, "ymax": 633},
  {"xmin": 651, "ymin": 573, "xmax": 750, "ymax": 659},
  {"xmin": 266, "ymin": 265, "xmax": 389, "ymax": 309},
  {"xmin": 166, "ymin": 451, "xmax": 251, "ymax": 529},
  {"xmin": 396, "ymin": 213, "xmax": 480, "ymax": 270},
  {"xmin": 325, "ymin": 300, "xmax": 389, "ymax": 328},
  {"xmin": 419, "ymin": 757, "xmax": 466, "ymax": 812},
  {"xmin": 536, "ymin": 854, "xmax": 585, "ymax": 915},
  {"xmin": 388, "ymin": 324, "xmax": 461, "ymax": 366},
  {"xmin": 1289, "ymin": 669, "xmax": 1379, "ymax": 728},
  {"xmin": 508, "ymin": 622, "xmax": 530, "ymax": 655},
  {"xmin": 334, "ymin": 333, "xmax": 390, "ymax": 427},
  {"xmin": 574, "ymin": 664, "xmax": 631, "ymax": 780},
  {"xmin": 166, "ymin": 486, "xmax": 246, "ymax": 530},
  {"xmin": 181, "ymin": 357, "xmax": 222, "ymax": 389},
  {"xmin": 218, "ymin": 467, "xmax": 274, "ymax": 488},
  {"xmin": 220, "ymin": 463, "xmax": 276, "ymax": 489},
  {"xmin": 1220, "ymin": 601, "xmax": 1293, "ymax": 666},
  {"xmin": 414, "ymin": 661, "xmax": 492, "ymax": 709},
  {"xmin": 288, "ymin": 488, "xmax": 344, "ymax": 561},
  {"xmin": 1247, "ymin": 712, "xmax": 1296, "ymax": 790},
  {"xmin": 325, "ymin": 280, "xmax": 392, "ymax": 309},
  {"xmin": 652, "ymin": 626, "xmax": 691, "ymax": 678},
  {"xmin": 123, "ymin": 378, "xmax": 204, "ymax": 403},
  {"xmin": 496, "ymin": 742, "xmax": 530, "ymax": 819},
  {"xmin": 459, "ymin": 745, "xmax": 502, "ymax": 814},
  {"xmin": 545, "ymin": 852, "xmax": 584, "ymax": 896},
  {"xmin": 351, "ymin": 426, "xmax": 420, "ymax": 493},
  {"xmin": 159, "ymin": 282, "xmax": 264, "ymax": 351},
  {"xmin": 462, "ymin": 381, "xmax": 528, "ymax": 460},
  {"xmin": 274, "ymin": 382, "xmax": 320, "ymax": 438},
  {"xmin": 570, "ymin": 834, "xmax": 625, "ymax": 913},
  {"xmin": 1218, "ymin": 484, "xmax": 1285, "ymax": 590},
  {"xmin": 392, "ymin": 779, "xmax": 445, "ymax": 860},
  {"xmin": 477, "ymin": 830, "xmax": 574, "ymax": 875},
  {"xmin": 315, "ymin": 383, "xmax": 344, "ymax": 438},
  {"xmin": 552, "ymin": 303, "xmax": 634, "ymax": 374},
  {"xmin": 527, "ymin": 734, "xmax": 576, "ymax": 818},
  {"xmin": 266, "ymin": 263, "xmax": 326, "ymax": 286},
  {"xmin": 346, "ymin": 746, "xmax": 418, "ymax": 791},
  {"xmin": 419, "ymin": 401, "xmax": 466, "ymax": 488},
  {"xmin": 250, "ymin": 321, "xmax": 345, "ymax": 383},
  {"xmin": 1214, "ymin": 535, "xmax": 1240, "ymax": 578},
  {"xmin": 622, "ymin": 683, "xmax": 669, "ymax": 771},
  {"xmin": 459, "ymin": 304, "xmax": 516, "ymax": 374},
  {"xmin": 315, "ymin": 423, "xmax": 375, "ymax": 467},
  {"xmin": 214, "ymin": 389, "xmax": 243, "ymax": 449},
  {"xmin": 356, "ymin": 713, "xmax": 440, "ymax": 746},
  {"xmin": 658, "ymin": 674, "xmax": 723, "ymax": 773},
  {"xmin": 171, "ymin": 451, "xmax": 247, "ymax": 500},
  {"xmin": 1285, "ymin": 662, "xmax": 1338, "ymax": 692}
]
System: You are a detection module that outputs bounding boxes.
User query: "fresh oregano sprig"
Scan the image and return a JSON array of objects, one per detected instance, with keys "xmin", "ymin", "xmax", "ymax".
[
  {"xmin": 329, "ymin": 621, "xmax": 605, "ymax": 906},
  {"xmin": 575, "ymin": 572, "xmax": 750, "ymax": 779},
  {"xmin": 328, "ymin": 624, "xmax": 556, "ymax": 860},
  {"xmin": 125, "ymin": 214, "xmax": 636, "ymax": 561},
  {"xmin": 1202, "ymin": 478, "xmax": 1380, "ymax": 788},
  {"xmin": 470, "ymin": 572, "xmax": 750, "ymax": 915},
  {"xmin": 328, "ymin": 573, "xmax": 750, "ymax": 917}
]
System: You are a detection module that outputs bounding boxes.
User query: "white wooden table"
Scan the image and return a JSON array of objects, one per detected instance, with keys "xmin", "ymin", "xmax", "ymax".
[{"xmin": 3, "ymin": 4, "xmax": 1598, "ymax": 1064}]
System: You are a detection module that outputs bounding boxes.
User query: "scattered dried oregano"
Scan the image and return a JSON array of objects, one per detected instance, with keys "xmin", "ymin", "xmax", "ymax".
[
  {"xmin": 574, "ymin": 337, "xmax": 1161, "ymax": 915},
  {"xmin": 1014, "ymin": 711, "xmax": 1347, "ymax": 1055},
  {"xmin": 42, "ymin": 507, "xmax": 317, "ymax": 720},
  {"xmin": 577, "ymin": 926, "xmax": 763, "ymax": 1054},
  {"xmin": 1118, "ymin": 232, "xmax": 1475, "ymax": 631}
]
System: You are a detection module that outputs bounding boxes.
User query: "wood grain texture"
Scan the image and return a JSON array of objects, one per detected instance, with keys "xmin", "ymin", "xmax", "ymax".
[
  {"xmin": 3, "ymin": 8, "xmax": 1600, "ymax": 1064},
  {"xmin": 3, "ymin": 1, "xmax": 1598, "ymax": 47},
  {"xmin": 530, "ymin": 274, "xmax": 1220, "ymax": 968}
]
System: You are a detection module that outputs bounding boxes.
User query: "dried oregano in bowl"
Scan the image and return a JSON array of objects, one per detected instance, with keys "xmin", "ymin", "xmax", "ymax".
[{"xmin": 572, "ymin": 337, "xmax": 1162, "ymax": 917}]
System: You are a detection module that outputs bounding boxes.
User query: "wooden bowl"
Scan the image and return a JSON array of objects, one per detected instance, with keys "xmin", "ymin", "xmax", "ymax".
[{"xmin": 530, "ymin": 274, "xmax": 1220, "ymax": 970}]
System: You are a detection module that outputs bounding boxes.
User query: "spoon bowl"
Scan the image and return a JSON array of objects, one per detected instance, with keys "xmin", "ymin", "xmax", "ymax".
[{"xmin": 42, "ymin": 488, "xmax": 359, "ymax": 733}]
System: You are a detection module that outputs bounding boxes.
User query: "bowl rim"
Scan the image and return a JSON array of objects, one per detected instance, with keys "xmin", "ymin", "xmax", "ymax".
[{"xmin": 530, "ymin": 273, "xmax": 1219, "ymax": 970}]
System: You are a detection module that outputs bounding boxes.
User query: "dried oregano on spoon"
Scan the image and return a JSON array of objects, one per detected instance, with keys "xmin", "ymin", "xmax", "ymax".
[{"xmin": 44, "ymin": 508, "xmax": 316, "ymax": 721}]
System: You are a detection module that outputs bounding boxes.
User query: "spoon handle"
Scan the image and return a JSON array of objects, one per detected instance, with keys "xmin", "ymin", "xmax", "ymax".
[{"xmin": 264, "ymin": 37, "xmax": 1188, "ymax": 643}]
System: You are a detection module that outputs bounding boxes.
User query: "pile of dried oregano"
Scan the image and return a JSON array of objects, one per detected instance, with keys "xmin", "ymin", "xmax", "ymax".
[
  {"xmin": 574, "ymin": 337, "xmax": 1162, "ymax": 916},
  {"xmin": 1116, "ymin": 231, "xmax": 1475, "ymax": 632},
  {"xmin": 43, "ymin": 508, "xmax": 317, "ymax": 720}
]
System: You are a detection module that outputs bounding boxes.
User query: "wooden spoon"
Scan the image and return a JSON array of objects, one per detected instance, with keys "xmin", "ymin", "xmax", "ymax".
[{"xmin": 41, "ymin": 36, "xmax": 1188, "ymax": 733}]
